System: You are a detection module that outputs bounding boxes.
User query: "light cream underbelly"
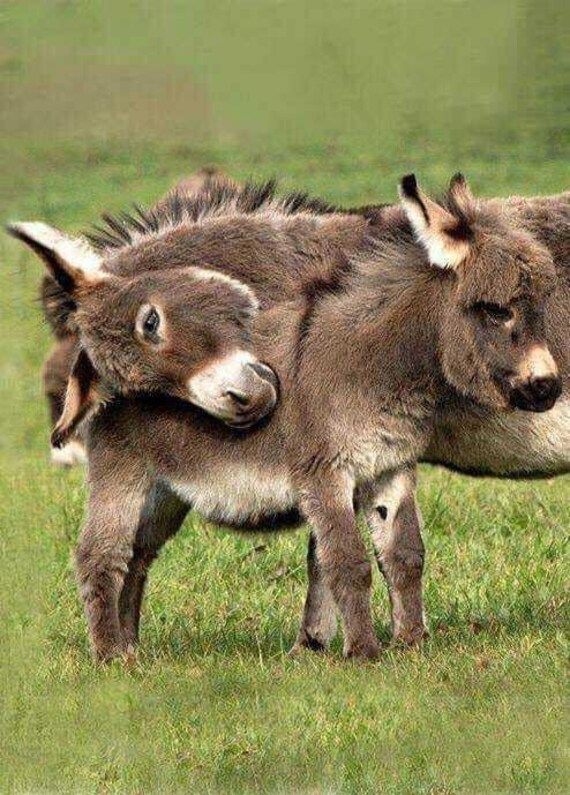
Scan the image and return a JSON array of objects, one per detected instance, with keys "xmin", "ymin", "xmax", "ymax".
[
  {"xmin": 170, "ymin": 463, "xmax": 296, "ymax": 524},
  {"xmin": 427, "ymin": 399, "xmax": 570, "ymax": 476}
]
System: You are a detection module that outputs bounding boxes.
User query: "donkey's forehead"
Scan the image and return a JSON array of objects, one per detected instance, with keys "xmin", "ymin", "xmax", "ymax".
[
  {"xmin": 460, "ymin": 239, "xmax": 556, "ymax": 305},
  {"xmin": 101, "ymin": 216, "xmax": 257, "ymax": 276},
  {"xmin": 475, "ymin": 206, "xmax": 552, "ymax": 257},
  {"xmin": 99, "ymin": 262, "xmax": 259, "ymax": 309}
]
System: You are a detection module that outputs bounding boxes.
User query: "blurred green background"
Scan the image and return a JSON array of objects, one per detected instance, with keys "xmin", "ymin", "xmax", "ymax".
[
  {"xmin": 2, "ymin": 0, "xmax": 566, "ymax": 148},
  {"xmin": 2, "ymin": 0, "xmax": 569, "ymax": 216},
  {"xmin": 1, "ymin": 2, "xmax": 568, "ymax": 793}
]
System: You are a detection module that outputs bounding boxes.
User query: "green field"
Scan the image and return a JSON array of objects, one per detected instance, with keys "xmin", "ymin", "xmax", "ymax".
[{"xmin": 1, "ymin": 2, "xmax": 569, "ymax": 792}]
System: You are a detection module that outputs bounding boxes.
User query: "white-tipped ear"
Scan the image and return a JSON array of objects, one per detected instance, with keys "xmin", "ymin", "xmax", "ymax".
[
  {"xmin": 399, "ymin": 174, "xmax": 471, "ymax": 270},
  {"xmin": 7, "ymin": 221, "xmax": 106, "ymax": 291}
]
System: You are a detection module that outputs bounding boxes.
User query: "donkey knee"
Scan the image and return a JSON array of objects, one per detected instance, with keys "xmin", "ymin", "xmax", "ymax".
[
  {"xmin": 75, "ymin": 536, "xmax": 132, "ymax": 599},
  {"xmin": 325, "ymin": 557, "xmax": 373, "ymax": 593},
  {"xmin": 380, "ymin": 544, "xmax": 424, "ymax": 587},
  {"xmin": 75, "ymin": 535, "xmax": 132, "ymax": 574}
]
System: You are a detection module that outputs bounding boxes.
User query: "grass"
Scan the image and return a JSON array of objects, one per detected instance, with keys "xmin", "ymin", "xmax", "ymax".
[{"xmin": 1, "ymin": 1, "xmax": 569, "ymax": 792}]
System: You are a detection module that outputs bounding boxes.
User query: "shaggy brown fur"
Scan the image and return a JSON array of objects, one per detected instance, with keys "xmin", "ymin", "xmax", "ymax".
[
  {"xmin": 36, "ymin": 173, "xmax": 565, "ymax": 443},
  {"xmin": 9, "ymin": 174, "xmax": 568, "ymax": 661},
  {"xmin": 34, "ymin": 170, "xmax": 370, "ymax": 457}
]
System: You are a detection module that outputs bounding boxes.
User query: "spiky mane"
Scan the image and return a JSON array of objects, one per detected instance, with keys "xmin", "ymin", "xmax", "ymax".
[{"xmin": 86, "ymin": 179, "xmax": 340, "ymax": 253}]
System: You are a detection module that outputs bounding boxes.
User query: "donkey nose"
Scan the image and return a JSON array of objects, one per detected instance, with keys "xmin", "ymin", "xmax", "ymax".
[
  {"xmin": 225, "ymin": 388, "xmax": 251, "ymax": 408},
  {"xmin": 247, "ymin": 361, "xmax": 279, "ymax": 392},
  {"xmin": 511, "ymin": 375, "xmax": 562, "ymax": 412},
  {"xmin": 528, "ymin": 376, "xmax": 562, "ymax": 404}
]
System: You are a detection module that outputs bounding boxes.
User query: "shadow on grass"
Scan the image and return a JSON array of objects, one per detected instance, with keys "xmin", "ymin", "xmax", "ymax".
[{"xmin": 115, "ymin": 600, "xmax": 564, "ymax": 666}]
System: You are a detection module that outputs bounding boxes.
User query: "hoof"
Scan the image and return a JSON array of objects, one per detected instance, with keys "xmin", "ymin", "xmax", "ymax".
[
  {"xmin": 93, "ymin": 643, "xmax": 128, "ymax": 665},
  {"xmin": 288, "ymin": 634, "xmax": 328, "ymax": 656},
  {"xmin": 344, "ymin": 639, "xmax": 381, "ymax": 661},
  {"xmin": 123, "ymin": 645, "xmax": 138, "ymax": 668},
  {"xmin": 392, "ymin": 625, "xmax": 429, "ymax": 648}
]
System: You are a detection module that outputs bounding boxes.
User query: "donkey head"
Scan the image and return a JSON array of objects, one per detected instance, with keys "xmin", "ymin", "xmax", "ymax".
[
  {"xmin": 400, "ymin": 174, "xmax": 561, "ymax": 412},
  {"xmin": 8, "ymin": 222, "xmax": 279, "ymax": 444}
]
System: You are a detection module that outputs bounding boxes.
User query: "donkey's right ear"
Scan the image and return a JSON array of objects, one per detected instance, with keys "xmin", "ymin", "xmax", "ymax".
[
  {"xmin": 51, "ymin": 349, "xmax": 104, "ymax": 449},
  {"xmin": 399, "ymin": 174, "xmax": 472, "ymax": 270},
  {"xmin": 6, "ymin": 222, "xmax": 106, "ymax": 294}
]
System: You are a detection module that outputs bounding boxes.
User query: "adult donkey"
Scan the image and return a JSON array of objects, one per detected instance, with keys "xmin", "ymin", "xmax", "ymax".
[{"xmin": 10, "ymin": 174, "xmax": 567, "ymax": 660}]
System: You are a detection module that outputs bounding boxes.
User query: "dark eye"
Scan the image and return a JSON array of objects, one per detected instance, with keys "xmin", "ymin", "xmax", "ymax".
[
  {"xmin": 474, "ymin": 302, "xmax": 513, "ymax": 325},
  {"xmin": 143, "ymin": 308, "xmax": 160, "ymax": 336},
  {"xmin": 136, "ymin": 304, "xmax": 163, "ymax": 343}
]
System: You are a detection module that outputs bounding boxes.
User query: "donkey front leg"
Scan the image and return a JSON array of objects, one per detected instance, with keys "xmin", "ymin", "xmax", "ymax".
[
  {"xmin": 300, "ymin": 473, "xmax": 380, "ymax": 660},
  {"xmin": 76, "ymin": 472, "xmax": 155, "ymax": 662},
  {"xmin": 363, "ymin": 468, "xmax": 427, "ymax": 645}
]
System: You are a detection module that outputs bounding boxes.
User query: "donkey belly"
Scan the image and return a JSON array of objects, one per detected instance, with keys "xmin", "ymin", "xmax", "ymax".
[
  {"xmin": 169, "ymin": 462, "xmax": 297, "ymax": 528},
  {"xmin": 426, "ymin": 398, "xmax": 570, "ymax": 477}
]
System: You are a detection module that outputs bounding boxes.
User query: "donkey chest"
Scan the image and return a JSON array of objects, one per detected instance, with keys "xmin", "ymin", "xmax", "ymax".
[{"xmin": 335, "ymin": 414, "xmax": 429, "ymax": 482}]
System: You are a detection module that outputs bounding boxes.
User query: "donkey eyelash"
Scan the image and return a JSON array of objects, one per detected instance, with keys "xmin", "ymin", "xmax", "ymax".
[{"xmin": 473, "ymin": 302, "xmax": 513, "ymax": 323}]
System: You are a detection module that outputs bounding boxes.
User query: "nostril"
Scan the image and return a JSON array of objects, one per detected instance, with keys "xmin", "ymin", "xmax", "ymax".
[
  {"xmin": 248, "ymin": 361, "xmax": 279, "ymax": 392},
  {"xmin": 531, "ymin": 377, "xmax": 557, "ymax": 400},
  {"xmin": 226, "ymin": 389, "xmax": 250, "ymax": 408},
  {"xmin": 511, "ymin": 375, "xmax": 561, "ymax": 412}
]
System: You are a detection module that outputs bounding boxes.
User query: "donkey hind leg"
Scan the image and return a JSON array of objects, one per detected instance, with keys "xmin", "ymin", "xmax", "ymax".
[
  {"xmin": 75, "ymin": 472, "xmax": 159, "ymax": 662},
  {"xmin": 45, "ymin": 389, "xmax": 86, "ymax": 466},
  {"xmin": 300, "ymin": 473, "xmax": 380, "ymax": 660},
  {"xmin": 43, "ymin": 339, "xmax": 87, "ymax": 467},
  {"xmin": 290, "ymin": 530, "xmax": 338, "ymax": 654},
  {"xmin": 118, "ymin": 485, "xmax": 189, "ymax": 652},
  {"xmin": 363, "ymin": 468, "xmax": 427, "ymax": 645}
]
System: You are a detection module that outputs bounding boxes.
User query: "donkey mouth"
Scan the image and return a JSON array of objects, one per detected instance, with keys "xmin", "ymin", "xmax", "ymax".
[
  {"xmin": 220, "ymin": 402, "xmax": 276, "ymax": 429},
  {"xmin": 187, "ymin": 360, "xmax": 279, "ymax": 428},
  {"xmin": 224, "ymin": 416, "xmax": 263, "ymax": 430},
  {"xmin": 222, "ymin": 365, "xmax": 279, "ymax": 428}
]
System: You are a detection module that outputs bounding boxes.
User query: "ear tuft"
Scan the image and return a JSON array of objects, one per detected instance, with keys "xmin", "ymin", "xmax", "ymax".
[
  {"xmin": 400, "ymin": 174, "xmax": 419, "ymax": 200},
  {"xmin": 8, "ymin": 221, "xmax": 63, "ymax": 249},
  {"xmin": 50, "ymin": 425, "xmax": 67, "ymax": 450},
  {"xmin": 398, "ymin": 173, "xmax": 431, "ymax": 231},
  {"xmin": 450, "ymin": 172, "xmax": 466, "ymax": 189},
  {"xmin": 399, "ymin": 175, "xmax": 471, "ymax": 270},
  {"xmin": 448, "ymin": 172, "xmax": 475, "ymax": 220},
  {"xmin": 7, "ymin": 221, "xmax": 105, "ymax": 293}
]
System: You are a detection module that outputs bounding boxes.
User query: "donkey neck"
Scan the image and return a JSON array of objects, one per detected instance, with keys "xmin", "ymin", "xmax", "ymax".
[
  {"xmin": 296, "ymin": 249, "xmax": 451, "ymax": 423},
  {"xmin": 104, "ymin": 210, "xmax": 370, "ymax": 308}
]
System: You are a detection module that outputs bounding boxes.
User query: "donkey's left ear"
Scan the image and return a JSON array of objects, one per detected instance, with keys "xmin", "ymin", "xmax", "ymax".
[
  {"xmin": 399, "ymin": 174, "xmax": 473, "ymax": 270},
  {"xmin": 51, "ymin": 349, "xmax": 105, "ymax": 449},
  {"xmin": 447, "ymin": 172, "xmax": 476, "ymax": 218},
  {"xmin": 6, "ymin": 222, "xmax": 106, "ymax": 293}
]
